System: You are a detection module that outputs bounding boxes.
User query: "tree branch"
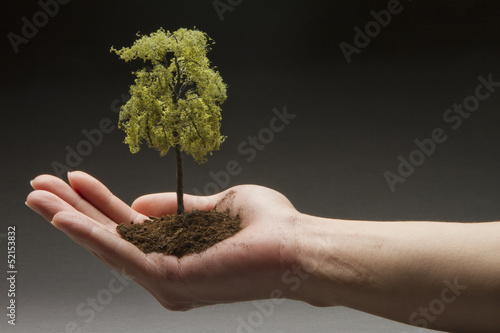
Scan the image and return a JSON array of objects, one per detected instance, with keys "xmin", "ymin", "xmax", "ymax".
[
  {"xmin": 184, "ymin": 107, "xmax": 207, "ymax": 147},
  {"xmin": 178, "ymin": 80, "xmax": 193, "ymax": 97},
  {"xmin": 173, "ymin": 56, "xmax": 182, "ymax": 103}
]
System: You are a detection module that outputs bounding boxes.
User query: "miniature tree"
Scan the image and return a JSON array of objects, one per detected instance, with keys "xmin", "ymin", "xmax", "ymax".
[{"xmin": 111, "ymin": 28, "xmax": 227, "ymax": 215}]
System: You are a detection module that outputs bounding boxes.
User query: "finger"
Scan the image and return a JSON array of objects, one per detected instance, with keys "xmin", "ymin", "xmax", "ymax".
[
  {"xmin": 68, "ymin": 171, "xmax": 147, "ymax": 225},
  {"xmin": 31, "ymin": 174, "xmax": 116, "ymax": 228},
  {"xmin": 131, "ymin": 192, "xmax": 217, "ymax": 217},
  {"xmin": 52, "ymin": 210, "xmax": 155, "ymax": 281},
  {"xmin": 27, "ymin": 190, "xmax": 74, "ymax": 222},
  {"xmin": 26, "ymin": 190, "xmax": 117, "ymax": 233}
]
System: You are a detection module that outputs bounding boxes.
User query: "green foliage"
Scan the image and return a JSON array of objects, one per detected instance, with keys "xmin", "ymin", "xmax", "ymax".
[{"xmin": 110, "ymin": 28, "xmax": 227, "ymax": 163}]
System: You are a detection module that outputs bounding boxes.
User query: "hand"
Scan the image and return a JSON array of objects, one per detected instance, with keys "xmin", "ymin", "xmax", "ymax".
[{"xmin": 26, "ymin": 171, "xmax": 302, "ymax": 311}]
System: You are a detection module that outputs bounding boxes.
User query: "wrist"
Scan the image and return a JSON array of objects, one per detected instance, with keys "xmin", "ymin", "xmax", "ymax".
[{"xmin": 287, "ymin": 214, "xmax": 376, "ymax": 307}]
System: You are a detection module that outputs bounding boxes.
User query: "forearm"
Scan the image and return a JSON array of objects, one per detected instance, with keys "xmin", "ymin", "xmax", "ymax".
[{"xmin": 292, "ymin": 215, "xmax": 500, "ymax": 332}]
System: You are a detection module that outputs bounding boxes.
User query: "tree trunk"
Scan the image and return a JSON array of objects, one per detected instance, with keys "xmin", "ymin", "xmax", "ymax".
[{"xmin": 175, "ymin": 144, "xmax": 184, "ymax": 215}]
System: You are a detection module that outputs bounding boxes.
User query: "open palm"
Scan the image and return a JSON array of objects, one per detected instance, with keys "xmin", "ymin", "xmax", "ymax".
[{"xmin": 26, "ymin": 171, "xmax": 301, "ymax": 310}]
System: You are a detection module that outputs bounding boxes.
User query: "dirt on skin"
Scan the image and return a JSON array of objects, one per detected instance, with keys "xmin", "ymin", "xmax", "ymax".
[{"xmin": 117, "ymin": 210, "xmax": 241, "ymax": 258}]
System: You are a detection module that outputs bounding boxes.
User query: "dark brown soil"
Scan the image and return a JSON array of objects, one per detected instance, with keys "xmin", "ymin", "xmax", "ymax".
[{"xmin": 116, "ymin": 210, "xmax": 241, "ymax": 258}]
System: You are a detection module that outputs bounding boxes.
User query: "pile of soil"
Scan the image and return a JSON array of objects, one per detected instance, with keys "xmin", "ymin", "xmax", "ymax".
[{"xmin": 117, "ymin": 210, "xmax": 241, "ymax": 258}]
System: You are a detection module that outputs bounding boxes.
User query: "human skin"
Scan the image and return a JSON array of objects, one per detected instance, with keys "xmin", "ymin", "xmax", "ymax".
[{"xmin": 26, "ymin": 171, "xmax": 500, "ymax": 332}]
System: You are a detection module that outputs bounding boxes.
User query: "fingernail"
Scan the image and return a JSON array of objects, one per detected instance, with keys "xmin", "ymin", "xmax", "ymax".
[
  {"xmin": 25, "ymin": 201, "xmax": 30, "ymax": 208},
  {"xmin": 30, "ymin": 180, "xmax": 34, "ymax": 189},
  {"xmin": 50, "ymin": 219, "xmax": 62, "ymax": 230},
  {"xmin": 67, "ymin": 171, "xmax": 72, "ymax": 181}
]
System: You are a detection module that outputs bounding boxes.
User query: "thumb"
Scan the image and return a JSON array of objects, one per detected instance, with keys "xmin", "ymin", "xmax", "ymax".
[{"xmin": 131, "ymin": 192, "xmax": 218, "ymax": 217}]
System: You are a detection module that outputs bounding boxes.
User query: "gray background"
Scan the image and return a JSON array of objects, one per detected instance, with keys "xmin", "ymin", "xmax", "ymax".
[{"xmin": 1, "ymin": 0, "xmax": 500, "ymax": 332}]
